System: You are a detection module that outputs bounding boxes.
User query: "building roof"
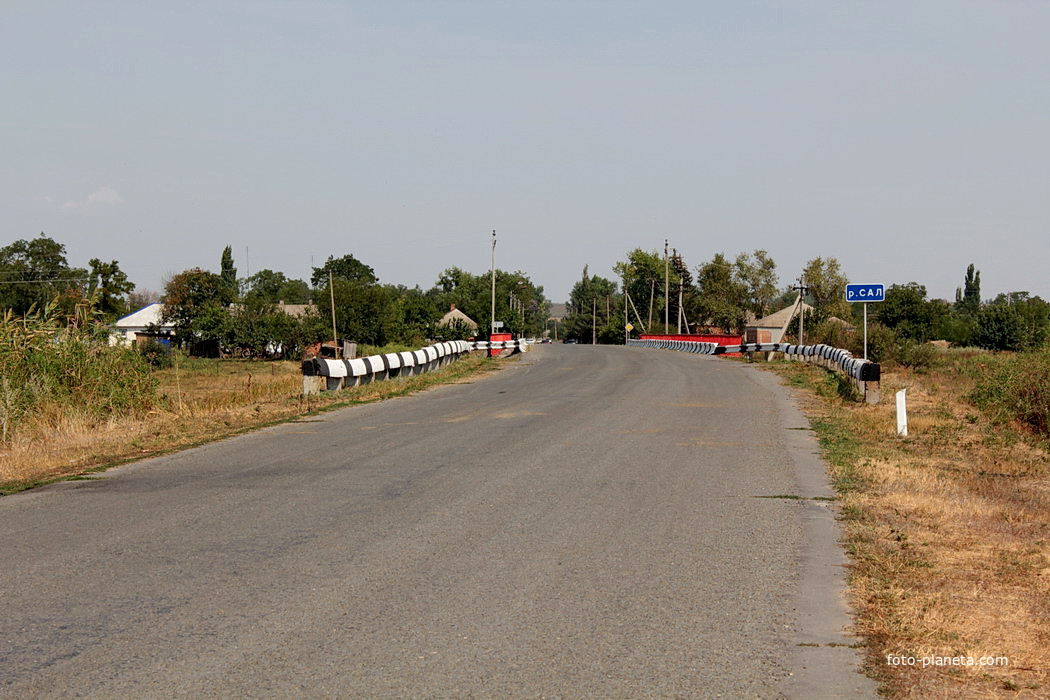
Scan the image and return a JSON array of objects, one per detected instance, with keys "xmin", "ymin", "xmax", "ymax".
[
  {"xmin": 114, "ymin": 303, "xmax": 167, "ymax": 329},
  {"xmin": 438, "ymin": 306, "xmax": 478, "ymax": 330},
  {"xmin": 276, "ymin": 302, "xmax": 316, "ymax": 318},
  {"xmin": 749, "ymin": 297, "xmax": 814, "ymax": 329}
]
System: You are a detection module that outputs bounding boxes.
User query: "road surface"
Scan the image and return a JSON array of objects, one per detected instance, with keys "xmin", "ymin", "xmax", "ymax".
[{"xmin": 0, "ymin": 344, "xmax": 875, "ymax": 697}]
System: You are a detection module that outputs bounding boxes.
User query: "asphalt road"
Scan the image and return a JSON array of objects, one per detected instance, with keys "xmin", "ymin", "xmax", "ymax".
[{"xmin": 0, "ymin": 344, "xmax": 876, "ymax": 698}]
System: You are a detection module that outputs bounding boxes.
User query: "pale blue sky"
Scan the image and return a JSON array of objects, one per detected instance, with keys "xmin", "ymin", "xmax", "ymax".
[{"xmin": 3, "ymin": 1, "xmax": 1048, "ymax": 303}]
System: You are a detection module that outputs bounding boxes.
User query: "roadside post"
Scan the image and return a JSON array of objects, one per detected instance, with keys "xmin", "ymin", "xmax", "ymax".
[
  {"xmin": 845, "ymin": 283, "xmax": 885, "ymax": 360},
  {"xmin": 625, "ymin": 322, "xmax": 633, "ymax": 345}
]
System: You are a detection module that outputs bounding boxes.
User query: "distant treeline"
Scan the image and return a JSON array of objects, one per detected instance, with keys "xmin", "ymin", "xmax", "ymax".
[
  {"xmin": 0, "ymin": 235, "xmax": 550, "ymax": 357},
  {"xmin": 561, "ymin": 248, "xmax": 1048, "ymax": 357}
]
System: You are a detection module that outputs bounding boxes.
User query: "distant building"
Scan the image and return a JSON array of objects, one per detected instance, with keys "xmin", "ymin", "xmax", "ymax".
[
  {"xmin": 745, "ymin": 296, "xmax": 814, "ymax": 344},
  {"xmin": 274, "ymin": 301, "xmax": 316, "ymax": 318},
  {"xmin": 437, "ymin": 304, "xmax": 478, "ymax": 332},
  {"xmin": 110, "ymin": 303, "xmax": 174, "ymax": 346}
]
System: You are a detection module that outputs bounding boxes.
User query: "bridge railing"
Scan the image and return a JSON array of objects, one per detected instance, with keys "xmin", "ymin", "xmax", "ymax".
[
  {"xmin": 627, "ymin": 338, "xmax": 881, "ymax": 404},
  {"xmin": 301, "ymin": 339, "xmax": 532, "ymax": 394}
]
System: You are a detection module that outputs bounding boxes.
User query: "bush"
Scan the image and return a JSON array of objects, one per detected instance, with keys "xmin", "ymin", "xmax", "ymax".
[
  {"xmin": 139, "ymin": 338, "xmax": 173, "ymax": 368},
  {"xmin": 897, "ymin": 341, "xmax": 938, "ymax": 373},
  {"xmin": 970, "ymin": 348, "xmax": 1050, "ymax": 439},
  {"xmin": 974, "ymin": 305, "xmax": 1026, "ymax": 351},
  {"xmin": 0, "ymin": 304, "xmax": 157, "ymax": 442},
  {"xmin": 852, "ymin": 322, "xmax": 900, "ymax": 364}
]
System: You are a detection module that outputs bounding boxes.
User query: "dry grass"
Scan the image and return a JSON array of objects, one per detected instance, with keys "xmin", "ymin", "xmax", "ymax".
[
  {"xmin": 768, "ymin": 354, "xmax": 1050, "ymax": 697},
  {"xmin": 0, "ymin": 353, "xmax": 507, "ymax": 494}
]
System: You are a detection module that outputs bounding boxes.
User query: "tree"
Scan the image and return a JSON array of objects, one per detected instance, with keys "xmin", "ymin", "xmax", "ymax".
[
  {"xmin": 802, "ymin": 257, "xmax": 850, "ymax": 320},
  {"xmin": 0, "ymin": 234, "xmax": 87, "ymax": 314},
  {"xmin": 693, "ymin": 253, "xmax": 747, "ymax": 332},
  {"xmin": 311, "ymin": 254, "xmax": 377, "ymax": 287},
  {"xmin": 955, "ymin": 263, "xmax": 981, "ymax": 315},
  {"xmin": 877, "ymin": 283, "xmax": 946, "ymax": 342},
  {"xmin": 562, "ymin": 266, "xmax": 620, "ymax": 343},
  {"xmin": 314, "ymin": 278, "xmax": 397, "ymax": 345},
  {"xmin": 87, "ymin": 258, "xmax": 135, "ymax": 319},
  {"xmin": 161, "ymin": 268, "xmax": 231, "ymax": 346},
  {"xmin": 243, "ymin": 269, "xmax": 311, "ymax": 304},
  {"xmin": 220, "ymin": 246, "xmax": 238, "ymax": 302},
  {"xmin": 127, "ymin": 289, "xmax": 161, "ymax": 313},
  {"xmin": 432, "ymin": 266, "xmax": 547, "ymax": 339},
  {"xmin": 988, "ymin": 292, "xmax": 1049, "ymax": 349},
  {"xmin": 734, "ymin": 250, "xmax": 779, "ymax": 317},
  {"xmin": 974, "ymin": 304, "xmax": 1025, "ymax": 351},
  {"xmin": 613, "ymin": 249, "xmax": 668, "ymax": 332}
]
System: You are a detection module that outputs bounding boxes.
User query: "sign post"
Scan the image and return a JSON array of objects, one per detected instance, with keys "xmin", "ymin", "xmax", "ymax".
[{"xmin": 845, "ymin": 284, "xmax": 885, "ymax": 360}]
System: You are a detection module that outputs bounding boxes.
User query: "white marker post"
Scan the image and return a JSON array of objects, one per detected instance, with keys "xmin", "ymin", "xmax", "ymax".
[{"xmin": 896, "ymin": 389, "xmax": 908, "ymax": 436}]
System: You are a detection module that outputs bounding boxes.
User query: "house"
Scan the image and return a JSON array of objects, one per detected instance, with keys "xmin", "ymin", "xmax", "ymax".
[
  {"xmin": 437, "ymin": 304, "xmax": 478, "ymax": 332},
  {"xmin": 275, "ymin": 301, "xmax": 316, "ymax": 318},
  {"xmin": 745, "ymin": 296, "xmax": 814, "ymax": 344},
  {"xmin": 110, "ymin": 303, "xmax": 174, "ymax": 346}
]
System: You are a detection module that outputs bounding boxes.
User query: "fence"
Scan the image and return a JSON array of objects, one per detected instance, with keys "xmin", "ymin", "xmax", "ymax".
[{"xmin": 627, "ymin": 338, "xmax": 881, "ymax": 404}]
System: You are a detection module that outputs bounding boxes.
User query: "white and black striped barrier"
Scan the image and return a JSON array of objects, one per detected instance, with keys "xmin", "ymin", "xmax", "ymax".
[
  {"xmin": 467, "ymin": 339, "xmax": 532, "ymax": 352},
  {"xmin": 302, "ymin": 340, "xmax": 473, "ymax": 394},
  {"xmin": 627, "ymin": 338, "xmax": 881, "ymax": 403}
]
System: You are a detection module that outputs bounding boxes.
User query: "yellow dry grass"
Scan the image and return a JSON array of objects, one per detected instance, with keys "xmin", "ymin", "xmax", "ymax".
[
  {"xmin": 769, "ymin": 357, "xmax": 1049, "ymax": 698},
  {"xmin": 0, "ymin": 353, "xmax": 505, "ymax": 493}
]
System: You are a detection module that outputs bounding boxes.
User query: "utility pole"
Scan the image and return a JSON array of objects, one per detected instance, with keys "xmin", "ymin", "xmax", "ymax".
[
  {"xmin": 664, "ymin": 239, "xmax": 669, "ymax": 331},
  {"xmin": 674, "ymin": 248, "xmax": 682, "ymax": 334},
  {"xmin": 592, "ymin": 297, "xmax": 597, "ymax": 345},
  {"xmin": 328, "ymin": 270, "xmax": 339, "ymax": 358},
  {"xmin": 793, "ymin": 274, "xmax": 810, "ymax": 345},
  {"xmin": 490, "ymin": 230, "xmax": 497, "ymax": 337}
]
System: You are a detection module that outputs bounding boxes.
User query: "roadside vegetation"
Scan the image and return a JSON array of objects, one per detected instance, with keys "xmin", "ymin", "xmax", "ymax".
[
  {"xmin": 0, "ymin": 347, "xmax": 507, "ymax": 495},
  {"xmin": 768, "ymin": 347, "xmax": 1049, "ymax": 697}
]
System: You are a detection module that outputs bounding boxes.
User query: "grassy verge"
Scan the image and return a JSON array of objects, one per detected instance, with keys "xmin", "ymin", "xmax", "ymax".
[
  {"xmin": 0, "ymin": 352, "xmax": 510, "ymax": 495},
  {"xmin": 766, "ymin": 353, "xmax": 1049, "ymax": 697}
]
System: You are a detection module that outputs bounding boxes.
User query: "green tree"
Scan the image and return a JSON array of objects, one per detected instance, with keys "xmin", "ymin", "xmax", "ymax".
[
  {"xmin": 243, "ymin": 269, "xmax": 311, "ymax": 304},
  {"xmin": 87, "ymin": 258, "xmax": 135, "ymax": 319},
  {"xmin": 876, "ymin": 283, "xmax": 946, "ymax": 342},
  {"xmin": 802, "ymin": 257, "xmax": 850, "ymax": 320},
  {"xmin": 562, "ymin": 266, "xmax": 620, "ymax": 343},
  {"xmin": 0, "ymin": 234, "xmax": 87, "ymax": 314},
  {"xmin": 989, "ymin": 292, "xmax": 1049, "ymax": 349},
  {"xmin": 734, "ymin": 250, "xmax": 779, "ymax": 317},
  {"xmin": 693, "ymin": 253, "xmax": 747, "ymax": 332},
  {"xmin": 311, "ymin": 254, "xmax": 377, "ymax": 287},
  {"xmin": 974, "ymin": 304, "xmax": 1025, "ymax": 351},
  {"xmin": 220, "ymin": 246, "xmax": 238, "ymax": 301},
  {"xmin": 161, "ymin": 268, "xmax": 231, "ymax": 347},
  {"xmin": 613, "ymin": 249, "xmax": 667, "ymax": 332},
  {"xmin": 955, "ymin": 263, "xmax": 981, "ymax": 315},
  {"xmin": 432, "ymin": 266, "xmax": 547, "ymax": 339}
]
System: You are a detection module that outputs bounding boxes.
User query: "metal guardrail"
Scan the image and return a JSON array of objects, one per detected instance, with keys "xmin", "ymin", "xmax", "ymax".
[{"xmin": 627, "ymin": 338, "xmax": 881, "ymax": 403}]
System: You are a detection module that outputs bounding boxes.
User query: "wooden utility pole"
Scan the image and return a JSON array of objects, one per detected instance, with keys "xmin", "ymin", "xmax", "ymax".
[
  {"xmin": 793, "ymin": 275, "xmax": 810, "ymax": 345},
  {"xmin": 592, "ymin": 297, "xmax": 597, "ymax": 345},
  {"xmin": 664, "ymin": 239, "xmax": 669, "ymax": 331},
  {"xmin": 328, "ymin": 270, "xmax": 339, "ymax": 358}
]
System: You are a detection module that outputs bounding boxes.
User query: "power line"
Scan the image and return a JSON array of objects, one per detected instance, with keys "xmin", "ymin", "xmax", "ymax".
[{"xmin": 0, "ymin": 277, "xmax": 91, "ymax": 285}]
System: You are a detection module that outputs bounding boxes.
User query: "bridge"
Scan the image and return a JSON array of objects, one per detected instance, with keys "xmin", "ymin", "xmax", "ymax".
[{"xmin": 0, "ymin": 344, "xmax": 875, "ymax": 696}]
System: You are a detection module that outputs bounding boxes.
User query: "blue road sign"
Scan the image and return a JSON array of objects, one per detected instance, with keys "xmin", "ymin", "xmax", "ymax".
[{"xmin": 846, "ymin": 283, "xmax": 885, "ymax": 302}]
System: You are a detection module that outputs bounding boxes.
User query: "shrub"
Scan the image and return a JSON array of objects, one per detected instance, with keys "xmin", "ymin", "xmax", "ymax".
[
  {"xmin": 0, "ymin": 304, "xmax": 157, "ymax": 442},
  {"xmin": 970, "ymin": 348, "xmax": 1050, "ymax": 439},
  {"xmin": 897, "ymin": 341, "xmax": 938, "ymax": 373},
  {"xmin": 139, "ymin": 338, "xmax": 173, "ymax": 368}
]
